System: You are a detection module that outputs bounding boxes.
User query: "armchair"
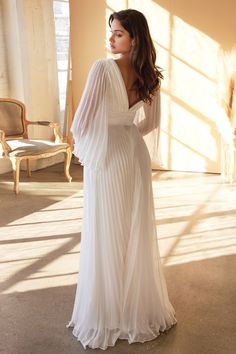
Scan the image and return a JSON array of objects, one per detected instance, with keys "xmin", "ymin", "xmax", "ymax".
[{"xmin": 0, "ymin": 98, "xmax": 72, "ymax": 194}]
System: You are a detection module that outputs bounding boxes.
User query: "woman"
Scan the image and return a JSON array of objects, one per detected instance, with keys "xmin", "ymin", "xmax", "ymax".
[{"xmin": 67, "ymin": 9, "xmax": 177, "ymax": 350}]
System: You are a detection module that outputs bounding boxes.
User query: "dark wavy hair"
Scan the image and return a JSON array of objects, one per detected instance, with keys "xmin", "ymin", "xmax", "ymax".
[{"xmin": 109, "ymin": 9, "xmax": 163, "ymax": 104}]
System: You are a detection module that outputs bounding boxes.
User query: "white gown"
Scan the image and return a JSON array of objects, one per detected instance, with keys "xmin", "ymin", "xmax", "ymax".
[{"xmin": 67, "ymin": 58, "xmax": 176, "ymax": 350}]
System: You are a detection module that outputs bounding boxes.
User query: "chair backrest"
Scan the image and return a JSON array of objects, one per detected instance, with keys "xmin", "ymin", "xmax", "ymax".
[{"xmin": 0, "ymin": 98, "xmax": 28, "ymax": 139}]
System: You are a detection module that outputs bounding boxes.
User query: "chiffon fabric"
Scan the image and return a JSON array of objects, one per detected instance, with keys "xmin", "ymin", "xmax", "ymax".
[{"xmin": 68, "ymin": 58, "xmax": 176, "ymax": 350}]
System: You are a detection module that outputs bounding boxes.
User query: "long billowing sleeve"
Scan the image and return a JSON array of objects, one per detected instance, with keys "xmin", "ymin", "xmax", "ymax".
[
  {"xmin": 134, "ymin": 90, "xmax": 162, "ymax": 168},
  {"xmin": 71, "ymin": 60, "xmax": 107, "ymax": 170}
]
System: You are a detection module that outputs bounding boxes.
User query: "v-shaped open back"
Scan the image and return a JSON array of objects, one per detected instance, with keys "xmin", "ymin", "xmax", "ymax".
[{"xmin": 111, "ymin": 59, "xmax": 142, "ymax": 110}]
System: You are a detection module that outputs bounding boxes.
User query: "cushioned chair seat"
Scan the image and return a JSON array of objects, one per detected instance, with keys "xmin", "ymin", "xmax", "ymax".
[
  {"xmin": 7, "ymin": 139, "xmax": 70, "ymax": 157},
  {"xmin": 0, "ymin": 98, "xmax": 72, "ymax": 194}
]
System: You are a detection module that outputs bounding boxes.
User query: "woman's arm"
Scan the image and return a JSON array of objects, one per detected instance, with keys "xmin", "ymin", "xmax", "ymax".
[
  {"xmin": 70, "ymin": 59, "xmax": 108, "ymax": 169},
  {"xmin": 71, "ymin": 59, "xmax": 106, "ymax": 137}
]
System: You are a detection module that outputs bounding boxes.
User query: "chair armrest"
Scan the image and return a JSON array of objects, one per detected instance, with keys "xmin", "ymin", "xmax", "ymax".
[
  {"xmin": 0, "ymin": 130, "xmax": 11, "ymax": 156},
  {"xmin": 26, "ymin": 120, "xmax": 63, "ymax": 143}
]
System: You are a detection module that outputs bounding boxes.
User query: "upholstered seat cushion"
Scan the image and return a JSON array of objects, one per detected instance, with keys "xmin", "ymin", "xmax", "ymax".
[{"xmin": 6, "ymin": 139, "xmax": 69, "ymax": 157}]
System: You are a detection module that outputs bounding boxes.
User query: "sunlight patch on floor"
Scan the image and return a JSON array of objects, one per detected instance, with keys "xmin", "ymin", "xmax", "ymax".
[
  {"xmin": 153, "ymin": 172, "xmax": 236, "ymax": 266},
  {"xmin": 0, "ymin": 190, "xmax": 83, "ymax": 294}
]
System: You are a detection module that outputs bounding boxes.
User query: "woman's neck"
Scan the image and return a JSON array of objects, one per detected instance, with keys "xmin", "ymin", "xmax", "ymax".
[{"xmin": 117, "ymin": 53, "xmax": 132, "ymax": 67}]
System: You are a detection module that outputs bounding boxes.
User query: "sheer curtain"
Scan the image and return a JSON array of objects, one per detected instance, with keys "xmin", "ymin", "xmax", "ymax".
[
  {"xmin": 0, "ymin": 1, "xmax": 8, "ymax": 98},
  {"xmin": 0, "ymin": 0, "xmax": 70, "ymax": 172},
  {"xmin": 53, "ymin": 0, "xmax": 71, "ymax": 140}
]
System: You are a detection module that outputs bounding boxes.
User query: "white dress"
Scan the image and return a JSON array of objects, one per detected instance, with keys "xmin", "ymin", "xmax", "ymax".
[{"xmin": 67, "ymin": 58, "xmax": 177, "ymax": 350}]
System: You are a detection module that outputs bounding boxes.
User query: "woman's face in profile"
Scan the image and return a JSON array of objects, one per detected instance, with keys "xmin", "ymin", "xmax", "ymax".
[{"xmin": 109, "ymin": 19, "xmax": 133, "ymax": 55}]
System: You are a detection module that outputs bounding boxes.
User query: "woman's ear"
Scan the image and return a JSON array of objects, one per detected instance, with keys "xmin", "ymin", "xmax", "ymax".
[{"xmin": 131, "ymin": 39, "xmax": 136, "ymax": 47}]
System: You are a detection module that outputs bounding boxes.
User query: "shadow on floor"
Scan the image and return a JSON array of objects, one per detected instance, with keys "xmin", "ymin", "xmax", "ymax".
[{"xmin": 0, "ymin": 163, "xmax": 83, "ymax": 227}]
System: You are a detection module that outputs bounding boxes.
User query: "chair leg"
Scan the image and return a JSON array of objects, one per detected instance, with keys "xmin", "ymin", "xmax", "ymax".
[
  {"xmin": 64, "ymin": 148, "xmax": 72, "ymax": 182},
  {"xmin": 11, "ymin": 158, "xmax": 21, "ymax": 194},
  {"xmin": 26, "ymin": 159, "xmax": 31, "ymax": 177}
]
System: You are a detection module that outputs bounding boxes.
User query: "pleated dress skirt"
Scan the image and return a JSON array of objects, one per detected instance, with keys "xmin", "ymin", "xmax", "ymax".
[{"xmin": 67, "ymin": 123, "xmax": 177, "ymax": 350}]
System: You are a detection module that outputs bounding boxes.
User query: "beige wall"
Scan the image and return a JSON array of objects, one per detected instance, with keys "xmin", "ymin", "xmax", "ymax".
[
  {"xmin": 70, "ymin": 0, "xmax": 107, "ymax": 110},
  {"xmin": 67, "ymin": 1, "xmax": 236, "ymax": 173},
  {"xmin": 144, "ymin": 0, "xmax": 236, "ymax": 173}
]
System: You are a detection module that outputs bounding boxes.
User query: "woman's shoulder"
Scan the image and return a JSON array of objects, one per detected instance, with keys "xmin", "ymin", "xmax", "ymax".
[
  {"xmin": 91, "ymin": 58, "xmax": 113, "ymax": 70},
  {"xmin": 93, "ymin": 57, "xmax": 113, "ymax": 64},
  {"xmin": 87, "ymin": 58, "xmax": 114, "ymax": 80}
]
